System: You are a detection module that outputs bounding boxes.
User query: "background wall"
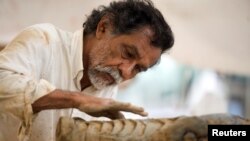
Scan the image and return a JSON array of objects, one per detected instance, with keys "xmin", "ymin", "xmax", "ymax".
[{"xmin": 1, "ymin": 0, "xmax": 249, "ymax": 76}]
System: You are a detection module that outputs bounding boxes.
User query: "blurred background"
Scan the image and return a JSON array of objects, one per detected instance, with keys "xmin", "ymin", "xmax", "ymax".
[{"xmin": 0, "ymin": 0, "xmax": 249, "ymax": 118}]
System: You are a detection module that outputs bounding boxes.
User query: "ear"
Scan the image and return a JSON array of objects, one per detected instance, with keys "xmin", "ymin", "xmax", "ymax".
[{"xmin": 95, "ymin": 16, "xmax": 113, "ymax": 39}]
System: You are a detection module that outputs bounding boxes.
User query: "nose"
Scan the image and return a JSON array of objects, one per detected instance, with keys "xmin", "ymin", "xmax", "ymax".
[{"xmin": 118, "ymin": 60, "xmax": 137, "ymax": 80}]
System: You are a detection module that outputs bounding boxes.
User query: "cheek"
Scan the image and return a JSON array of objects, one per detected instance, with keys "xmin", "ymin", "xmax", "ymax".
[
  {"xmin": 89, "ymin": 39, "xmax": 122, "ymax": 68},
  {"xmin": 89, "ymin": 47, "xmax": 112, "ymax": 67},
  {"xmin": 150, "ymin": 49, "xmax": 162, "ymax": 61}
]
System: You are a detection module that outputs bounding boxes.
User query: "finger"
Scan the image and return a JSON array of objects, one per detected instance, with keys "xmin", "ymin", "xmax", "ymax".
[
  {"xmin": 110, "ymin": 101, "xmax": 144, "ymax": 112},
  {"xmin": 105, "ymin": 111, "xmax": 125, "ymax": 120},
  {"xmin": 110, "ymin": 101, "xmax": 148, "ymax": 116},
  {"xmin": 110, "ymin": 101, "xmax": 143, "ymax": 112},
  {"xmin": 111, "ymin": 112, "xmax": 125, "ymax": 120},
  {"xmin": 116, "ymin": 112, "xmax": 125, "ymax": 119},
  {"xmin": 123, "ymin": 106, "xmax": 148, "ymax": 117},
  {"xmin": 138, "ymin": 111, "xmax": 148, "ymax": 117}
]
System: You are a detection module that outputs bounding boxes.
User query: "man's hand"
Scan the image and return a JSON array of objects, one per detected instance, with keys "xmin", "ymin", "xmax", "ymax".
[
  {"xmin": 75, "ymin": 94, "xmax": 148, "ymax": 119},
  {"xmin": 32, "ymin": 89, "xmax": 148, "ymax": 120}
]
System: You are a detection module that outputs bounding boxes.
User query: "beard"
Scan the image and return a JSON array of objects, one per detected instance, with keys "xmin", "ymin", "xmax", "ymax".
[{"xmin": 88, "ymin": 65, "xmax": 123, "ymax": 90}]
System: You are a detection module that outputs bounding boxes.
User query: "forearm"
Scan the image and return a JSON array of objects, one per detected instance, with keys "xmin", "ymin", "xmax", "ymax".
[
  {"xmin": 31, "ymin": 89, "xmax": 80, "ymax": 113},
  {"xmin": 31, "ymin": 89, "xmax": 147, "ymax": 119}
]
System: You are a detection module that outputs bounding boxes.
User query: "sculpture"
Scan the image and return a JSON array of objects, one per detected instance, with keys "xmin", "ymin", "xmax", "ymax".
[{"xmin": 56, "ymin": 114, "xmax": 250, "ymax": 141}]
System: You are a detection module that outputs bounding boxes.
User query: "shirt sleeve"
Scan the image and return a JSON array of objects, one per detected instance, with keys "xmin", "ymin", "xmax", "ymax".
[{"xmin": 0, "ymin": 25, "xmax": 56, "ymax": 140}]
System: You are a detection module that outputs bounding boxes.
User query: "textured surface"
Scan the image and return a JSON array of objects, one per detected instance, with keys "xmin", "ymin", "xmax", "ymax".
[{"xmin": 56, "ymin": 114, "xmax": 250, "ymax": 141}]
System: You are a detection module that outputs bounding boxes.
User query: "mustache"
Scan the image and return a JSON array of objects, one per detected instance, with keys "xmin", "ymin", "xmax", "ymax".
[{"xmin": 94, "ymin": 65, "xmax": 123, "ymax": 84}]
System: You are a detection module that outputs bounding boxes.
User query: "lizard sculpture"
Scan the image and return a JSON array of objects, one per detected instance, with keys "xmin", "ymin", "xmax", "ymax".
[{"xmin": 56, "ymin": 114, "xmax": 250, "ymax": 141}]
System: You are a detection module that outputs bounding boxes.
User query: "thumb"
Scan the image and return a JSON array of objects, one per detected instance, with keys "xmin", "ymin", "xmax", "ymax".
[{"xmin": 108, "ymin": 111, "xmax": 125, "ymax": 120}]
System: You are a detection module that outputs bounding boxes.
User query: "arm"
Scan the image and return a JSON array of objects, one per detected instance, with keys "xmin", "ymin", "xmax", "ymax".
[
  {"xmin": 32, "ymin": 89, "xmax": 148, "ymax": 119},
  {"xmin": 0, "ymin": 25, "xmax": 59, "ymax": 140},
  {"xmin": 0, "ymin": 25, "xmax": 57, "ymax": 120},
  {"xmin": 31, "ymin": 89, "xmax": 77, "ymax": 113},
  {"xmin": 0, "ymin": 24, "xmax": 147, "ymax": 121}
]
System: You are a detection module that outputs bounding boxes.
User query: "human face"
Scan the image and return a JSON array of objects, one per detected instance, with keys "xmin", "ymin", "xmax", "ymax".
[{"xmin": 88, "ymin": 27, "xmax": 162, "ymax": 89}]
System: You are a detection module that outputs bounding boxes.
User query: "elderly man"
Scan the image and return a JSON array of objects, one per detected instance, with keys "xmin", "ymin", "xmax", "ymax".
[{"xmin": 0, "ymin": 0, "xmax": 174, "ymax": 141}]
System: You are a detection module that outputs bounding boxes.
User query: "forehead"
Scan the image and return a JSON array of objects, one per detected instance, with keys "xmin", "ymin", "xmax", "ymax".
[{"xmin": 119, "ymin": 27, "xmax": 162, "ymax": 68}]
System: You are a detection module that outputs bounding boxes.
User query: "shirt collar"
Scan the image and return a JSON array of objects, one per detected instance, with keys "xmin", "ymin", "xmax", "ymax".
[{"xmin": 71, "ymin": 29, "xmax": 84, "ymax": 90}]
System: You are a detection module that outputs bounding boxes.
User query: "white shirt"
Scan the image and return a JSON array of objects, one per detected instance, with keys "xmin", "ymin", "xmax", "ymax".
[{"xmin": 0, "ymin": 23, "xmax": 118, "ymax": 141}]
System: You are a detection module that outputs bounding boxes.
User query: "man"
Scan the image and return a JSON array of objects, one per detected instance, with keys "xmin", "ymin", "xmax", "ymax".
[{"xmin": 0, "ymin": 0, "xmax": 174, "ymax": 141}]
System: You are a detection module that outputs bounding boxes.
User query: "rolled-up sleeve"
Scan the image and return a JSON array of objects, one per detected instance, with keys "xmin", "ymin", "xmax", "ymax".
[{"xmin": 0, "ymin": 26, "xmax": 56, "ymax": 140}]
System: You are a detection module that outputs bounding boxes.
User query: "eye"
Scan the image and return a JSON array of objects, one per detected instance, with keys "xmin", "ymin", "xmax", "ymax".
[
  {"xmin": 135, "ymin": 66, "xmax": 141, "ymax": 72},
  {"xmin": 134, "ymin": 65, "xmax": 146, "ymax": 73},
  {"xmin": 124, "ymin": 51, "xmax": 134, "ymax": 59},
  {"xmin": 122, "ymin": 48, "xmax": 134, "ymax": 59}
]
